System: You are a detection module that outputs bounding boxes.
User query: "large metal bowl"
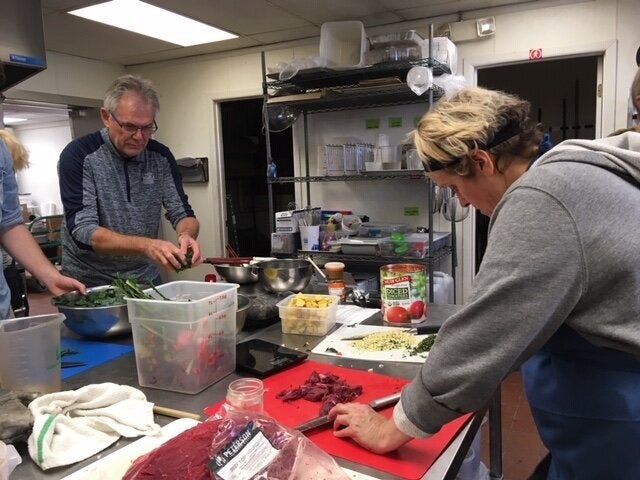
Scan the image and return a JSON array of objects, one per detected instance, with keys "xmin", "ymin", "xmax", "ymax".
[
  {"xmin": 255, "ymin": 259, "xmax": 313, "ymax": 293},
  {"xmin": 213, "ymin": 264, "xmax": 258, "ymax": 284},
  {"xmin": 55, "ymin": 285, "xmax": 130, "ymax": 338},
  {"xmin": 236, "ymin": 294, "xmax": 251, "ymax": 334}
]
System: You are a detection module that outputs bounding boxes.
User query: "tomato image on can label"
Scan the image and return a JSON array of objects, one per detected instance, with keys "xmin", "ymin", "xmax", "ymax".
[{"xmin": 380, "ymin": 264, "xmax": 428, "ymax": 324}]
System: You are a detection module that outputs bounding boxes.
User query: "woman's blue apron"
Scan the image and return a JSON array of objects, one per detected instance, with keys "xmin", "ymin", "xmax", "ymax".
[{"xmin": 521, "ymin": 325, "xmax": 640, "ymax": 479}]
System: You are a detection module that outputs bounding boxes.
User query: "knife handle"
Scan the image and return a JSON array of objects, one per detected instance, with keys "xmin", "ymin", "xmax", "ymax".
[
  {"xmin": 413, "ymin": 324, "xmax": 440, "ymax": 335},
  {"xmin": 368, "ymin": 391, "xmax": 401, "ymax": 409}
]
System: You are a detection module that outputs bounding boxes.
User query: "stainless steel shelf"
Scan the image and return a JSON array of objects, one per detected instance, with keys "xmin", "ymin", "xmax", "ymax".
[
  {"xmin": 280, "ymin": 246, "xmax": 453, "ymax": 265},
  {"xmin": 268, "ymin": 170, "xmax": 427, "ymax": 183}
]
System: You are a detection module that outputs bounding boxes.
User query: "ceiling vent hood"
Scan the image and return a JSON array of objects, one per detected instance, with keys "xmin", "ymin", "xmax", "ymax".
[{"xmin": 0, "ymin": 0, "xmax": 46, "ymax": 93}]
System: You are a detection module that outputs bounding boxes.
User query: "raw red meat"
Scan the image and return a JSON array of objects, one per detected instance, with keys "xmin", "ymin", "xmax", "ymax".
[
  {"xmin": 123, "ymin": 419, "xmax": 223, "ymax": 479},
  {"xmin": 276, "ymin": 370, "xmax": 363, "ymax": 415}
]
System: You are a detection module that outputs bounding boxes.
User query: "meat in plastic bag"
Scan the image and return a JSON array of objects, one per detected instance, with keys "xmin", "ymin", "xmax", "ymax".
[
  {"xmin": 207, "ymin": 402, "xmax": 349, "ymax": 480},
  {"xmin": 122, "ymin": 402, "xmax": 349, "ymax": 480}
]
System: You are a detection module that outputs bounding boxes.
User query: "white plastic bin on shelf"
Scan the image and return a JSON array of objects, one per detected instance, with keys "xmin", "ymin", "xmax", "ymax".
[{"xmin": 320, "ymin": 21, "xmax": 368, "ymax": 69}]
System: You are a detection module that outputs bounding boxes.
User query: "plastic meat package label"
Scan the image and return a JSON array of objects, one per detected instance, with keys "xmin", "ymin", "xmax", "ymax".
[{"xmin": 207, "ymin": 403, "xmax": 350, "ymax": 480}]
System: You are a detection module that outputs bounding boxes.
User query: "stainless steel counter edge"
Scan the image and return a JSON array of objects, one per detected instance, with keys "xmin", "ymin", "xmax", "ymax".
[{"xmin": 13, "ymin": 303, "xmax": 481, "ymax": 480}]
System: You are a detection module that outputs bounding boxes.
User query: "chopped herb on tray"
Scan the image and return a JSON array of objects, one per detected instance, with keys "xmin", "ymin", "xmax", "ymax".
[{"xmin": 409, "ymin": 334, "xmax": 436, "ymax": 356}]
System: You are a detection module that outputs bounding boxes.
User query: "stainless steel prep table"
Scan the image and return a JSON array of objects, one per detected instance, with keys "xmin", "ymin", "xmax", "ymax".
[{"xmin": 12, "ymin": 303, "xmax": 487, "ymax": 480}]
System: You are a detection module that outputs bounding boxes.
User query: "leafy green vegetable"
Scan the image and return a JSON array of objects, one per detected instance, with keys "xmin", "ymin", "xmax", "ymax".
[
  {"xmin": 51, "ymin": 287, "xmax": 125, "ymax": 307},
  {"xmin": 175, "ymin": 248, "xmax": 193, "ymax": 273},
  {"xmin": 409, "ymin": 334, "xmax": 436, "ymax": 356},
  {"xmin": 111, "ymin": 274, "xmax": 167, "ymax": 300}
]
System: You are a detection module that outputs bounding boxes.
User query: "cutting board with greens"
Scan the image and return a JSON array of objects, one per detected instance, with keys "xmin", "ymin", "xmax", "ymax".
[{"xmin": 311, "ymin": 325, "xmax": 435, "ymax": 363}]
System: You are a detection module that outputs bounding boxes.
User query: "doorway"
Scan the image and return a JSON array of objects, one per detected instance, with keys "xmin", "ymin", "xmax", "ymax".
[
  {"xmin": 474, "ymin": 55, "xmax": 599, "ymax": 270},
  {"xmin": 220, "ymin": 98, "xmax": 294, "ymax": 257}
]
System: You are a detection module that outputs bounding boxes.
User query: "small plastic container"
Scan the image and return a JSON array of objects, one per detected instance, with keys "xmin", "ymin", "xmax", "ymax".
[
  {"xmin": 320, "ymin": 21, "xmax": 368, "ymax": 69},
  {"xmin": 0, "ymin": 441, "xmax": 21, "ymax": 480},
  {"xmin": 324, "ymin": 261, "xmax": 345, "ymax": 281},
  {"xmin": 277, "ymin": 293, "xmax": 339, "ymax": 336},
  {"xmin": 369, "ymin": 30, "xmax": 424, "ymax": 48},
  {"xmin": 0, "ymin": 313, "xmax": 64, "ymax": 394},
  {"xmin": 226, "ymin": 378, "xmax": 264, "ymax": 414}
]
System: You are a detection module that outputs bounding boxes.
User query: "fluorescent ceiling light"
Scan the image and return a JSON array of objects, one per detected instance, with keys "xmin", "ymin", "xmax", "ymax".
[
  {"xmin": 3, "ymin": 117, "xmax": 27, "ymax": 124},
  {"xmin": 69, "ymin": 0, "xmax": 237, "ymax": 46}
]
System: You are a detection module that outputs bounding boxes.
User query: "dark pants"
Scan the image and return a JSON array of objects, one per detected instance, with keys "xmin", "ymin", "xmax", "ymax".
[{"xmin": 4, "ymin": 262, "xmax": 28, "ymax": 315}]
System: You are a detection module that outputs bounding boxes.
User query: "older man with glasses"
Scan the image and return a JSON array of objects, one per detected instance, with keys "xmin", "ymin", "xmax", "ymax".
[{"xmin": 58, "ymin": 74, "xmax": 202, "ymax": 287}]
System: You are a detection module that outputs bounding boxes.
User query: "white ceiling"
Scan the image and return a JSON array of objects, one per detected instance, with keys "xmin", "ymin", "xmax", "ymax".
[
  {"xmin": 4, "ymin": 0, "xmax": 581, "ymax": 125},
  {"xmin": 40, "ymin": 0, "xmax": 548, "ymax": 66}
]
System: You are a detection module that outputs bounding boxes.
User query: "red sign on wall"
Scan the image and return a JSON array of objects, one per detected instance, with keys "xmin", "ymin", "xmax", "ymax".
[{"xmin": 529, "ymin": 48, "xmax": 543, "ymax": 60}]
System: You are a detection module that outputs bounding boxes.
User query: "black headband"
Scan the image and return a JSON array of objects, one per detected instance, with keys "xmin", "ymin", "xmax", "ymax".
[{"xmin": 423, "ymin": 120, "xmax": 523, "ymax": 172}]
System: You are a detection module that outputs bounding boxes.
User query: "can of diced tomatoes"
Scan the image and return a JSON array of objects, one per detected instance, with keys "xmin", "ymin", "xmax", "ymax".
[{"xmin": 380, "ymin": 264, "xmax": 428, "ymax": 324}]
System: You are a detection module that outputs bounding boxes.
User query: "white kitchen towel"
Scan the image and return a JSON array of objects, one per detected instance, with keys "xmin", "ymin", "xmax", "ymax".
[{"xmin": 27, "ymin": 383, "xmax": 161, "ymax": 470}]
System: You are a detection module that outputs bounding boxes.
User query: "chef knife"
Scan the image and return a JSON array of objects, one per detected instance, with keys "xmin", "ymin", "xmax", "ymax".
[
  {"xmin": 340, "ymin": 325, "xmax": 439, "ymax": 341},
  {"xmin": 294, "ymin": 391, "xmax": 401, "ymax": 433}
]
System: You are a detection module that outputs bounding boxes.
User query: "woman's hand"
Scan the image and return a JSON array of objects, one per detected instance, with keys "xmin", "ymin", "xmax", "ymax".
[
  {"xmin": 43, "ymin": 273, "xmax": 86, "ymax": 296},
  {"xmin": 328, "ymin": 402, "xmax": 413, "ymax": 454}
]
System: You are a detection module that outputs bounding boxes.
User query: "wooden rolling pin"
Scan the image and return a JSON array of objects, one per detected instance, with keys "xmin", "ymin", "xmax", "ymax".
[{"xmin": 153, "ymin": 405, "xmax": 201, "ymax": 421}]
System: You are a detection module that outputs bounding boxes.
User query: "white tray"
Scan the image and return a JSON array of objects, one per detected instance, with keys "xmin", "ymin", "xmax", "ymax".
[
  {"xmin": 312, "ymin": 324, "xmax": 433, "ymax": 363},
  {"xmin": 62, "ymin": 418, "xmax": 199, "ymax": 479}
]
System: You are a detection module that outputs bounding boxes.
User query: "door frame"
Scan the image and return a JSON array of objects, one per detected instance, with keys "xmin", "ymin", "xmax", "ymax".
[{"xmin": 457, "ymin": 40, "xmax": 617, "ymax": 303}]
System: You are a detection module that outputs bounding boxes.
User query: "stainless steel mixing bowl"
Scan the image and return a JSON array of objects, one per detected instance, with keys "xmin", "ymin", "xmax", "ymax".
[
  {"xmin": 255, "ymin": 259, "xmax": 313, "ymax": 293},
  {"xmin": 213, "ymin": 264, "xmax": 259, "ymax": 284},
  {"xmin": 236, "ymin": 294, "xmax": 251, "ymax": 334},
  {"xmin": 55, "ymin": 285, "xmax": 130, "ymax": 338}
]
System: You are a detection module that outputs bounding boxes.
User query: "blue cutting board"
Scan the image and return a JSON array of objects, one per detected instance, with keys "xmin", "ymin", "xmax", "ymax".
[{"xmin": 61, "ymin": 337, "xmax": 134, "ymax": 379}]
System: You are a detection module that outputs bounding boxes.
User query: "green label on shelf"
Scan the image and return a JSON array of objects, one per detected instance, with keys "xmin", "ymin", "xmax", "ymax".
[
  {"xmin": 404, "ymin": 207, "xmax": 419, "ymax": 216},
  {"xmin": 388, "ymin": 117, "xmax": 403, "ymax": 128},
  {"xmin": 365, "ymin": 118, "xmax": 380, "ymax": 129}
]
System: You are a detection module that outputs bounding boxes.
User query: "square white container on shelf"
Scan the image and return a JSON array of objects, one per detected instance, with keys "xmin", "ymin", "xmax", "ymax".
[
  {"xmin": 126, "ymin": 281, "xmax": 238, "ymax": 394},
  {"xmin": 320, "ymin": 21, "xmax": 368, "ymax": 69},
  {"xmin": 277, "ymin": 294, "xmax": 339, "ymax": 336}
]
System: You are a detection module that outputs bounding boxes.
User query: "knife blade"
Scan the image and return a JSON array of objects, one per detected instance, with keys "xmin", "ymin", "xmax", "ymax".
[
  {"xmin": 340, "ymin": 324, "xmax": 439, "ymax": 341},
  {"xmin": 294, "ymin": 391, "xmax": 401, "ymax": 433}
]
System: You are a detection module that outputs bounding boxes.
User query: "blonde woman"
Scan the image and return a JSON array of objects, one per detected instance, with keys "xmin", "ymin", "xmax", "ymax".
[
  {"xmin": 0, "ymin": 129, "xmax": 85, "ymax": 318},
  {"xmin": 328, "ymin": 87, "xmax": 640, "ymax": 480}
]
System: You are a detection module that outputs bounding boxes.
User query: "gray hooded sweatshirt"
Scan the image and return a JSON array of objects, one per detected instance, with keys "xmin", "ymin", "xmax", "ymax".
[{"xmin": 394, "ymin": 131, "xmax": 640, "ymax": 436}]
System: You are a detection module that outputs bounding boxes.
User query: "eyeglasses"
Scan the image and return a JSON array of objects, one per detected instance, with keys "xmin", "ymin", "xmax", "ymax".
[{"xmin": 109, "ymin": 111, "xmax": 158, "ymax": 136}]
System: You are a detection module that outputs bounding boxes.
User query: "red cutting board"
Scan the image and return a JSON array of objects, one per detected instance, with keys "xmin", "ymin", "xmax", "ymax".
[{"xmin": 204, "ymin": 360, "xmax": 471, "ymax": 480}]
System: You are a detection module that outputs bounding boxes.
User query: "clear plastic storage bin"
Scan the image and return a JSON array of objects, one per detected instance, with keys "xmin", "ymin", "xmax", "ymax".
[
  {"xmin": 277, "ymin": 293, "xmax": 339, "ymax": 336},
  {"xmin": 127, "ymin": 281, "xmax": 238, "ymax": 394},
  {"xmin": 358, "ymin": 222, "xmax": 409, "ymax": 238},
  {"xmin": 380, "ymin": 232, "xmax": 451, "ymax": 258}
]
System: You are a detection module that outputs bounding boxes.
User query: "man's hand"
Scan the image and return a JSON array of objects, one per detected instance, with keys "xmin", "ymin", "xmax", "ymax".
[
  {"xmin": 144, "ymin": 238, "xmax": 191, "ymax": 271},
  {"xmin": 176, "ymin": 232, "xmax": 202, "ymax": 267}
]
